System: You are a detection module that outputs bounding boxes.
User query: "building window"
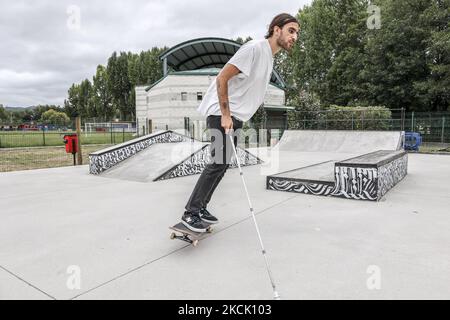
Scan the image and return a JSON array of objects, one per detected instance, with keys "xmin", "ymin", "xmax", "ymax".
[
  {"xmin": 197, "ymin": 92, "xmax": 203, "ymax": 101},
  {"xmin": 181, "ymin": 92, "xmax": 187, "ymax": 101}
]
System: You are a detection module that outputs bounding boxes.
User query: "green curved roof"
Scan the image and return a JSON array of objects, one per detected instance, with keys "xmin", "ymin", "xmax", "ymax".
[{"xmin": 157, "ymin": 37, "xmax": 286, "ymax": 89}]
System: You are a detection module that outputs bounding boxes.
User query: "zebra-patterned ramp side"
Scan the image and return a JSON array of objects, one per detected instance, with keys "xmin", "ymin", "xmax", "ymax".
[
  {"xmin": 154, "ymin": 144, "xmax": 263, "ymax": 181},
  {"xmin": 267, "ymin": 152, "xmax": 408, "ymax": 201},
  {"xmin": 89, "ymin": 131, "xmax": 189, "ymax": 175}
]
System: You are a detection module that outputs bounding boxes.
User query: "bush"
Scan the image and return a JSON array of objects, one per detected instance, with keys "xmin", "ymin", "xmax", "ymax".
[
  {"xmin": 325, "ymin": 105, "xmax": 392, "ymax": 130},
  {"xmin": 288, "ymin": 104, "xmax": 392, "ymax": 130},
  {"xmin": 286, "ymin": 91, "xmax": 322, "ymax": 129}
]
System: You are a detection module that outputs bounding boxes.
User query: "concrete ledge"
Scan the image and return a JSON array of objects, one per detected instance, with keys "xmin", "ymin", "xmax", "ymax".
[
  {"xmin": 267, "ymin": 150, "xmax": 408, "ymax": 201},
  {"xmin": 335, "ymin": 150, "xmax": 406, "ymax": 168}
]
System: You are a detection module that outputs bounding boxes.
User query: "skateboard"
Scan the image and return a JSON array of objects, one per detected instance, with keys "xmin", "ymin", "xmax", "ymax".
[{"xmin": 169, "ymin": 222, "xmax": 213, "ymax": 247}]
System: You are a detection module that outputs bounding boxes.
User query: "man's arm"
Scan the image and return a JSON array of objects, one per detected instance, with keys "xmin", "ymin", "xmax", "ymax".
[{"xmin": 216, "ymin": 63, "xmax": 241, "ymax": 132}]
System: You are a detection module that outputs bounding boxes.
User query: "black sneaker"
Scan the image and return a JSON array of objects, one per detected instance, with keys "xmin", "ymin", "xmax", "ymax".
[
  {"xmin": 199, "ymin": 207, "xmax": 219, "ymax": 224},
  {"xmin": 181, "ymin": 211, "xmax": 210, "ymax": 232}
]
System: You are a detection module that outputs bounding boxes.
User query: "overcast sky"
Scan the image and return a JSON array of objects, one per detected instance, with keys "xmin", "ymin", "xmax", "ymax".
[{"xmin": 0, "ymin": 0, "xmax": 312, "ymax": 108}]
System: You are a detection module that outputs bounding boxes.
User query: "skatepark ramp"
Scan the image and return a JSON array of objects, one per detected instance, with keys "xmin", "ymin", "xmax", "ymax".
[
  {"xmin": 89, "ymin": 130, "xmax": 262, "ymax": 182},
  {"xmin": 274, "ymin": 130, "xmax": 405, "ymax": 153},
  {"xmin": 267, "ymin": 130, "xmax": 407, "ymax": 201}
]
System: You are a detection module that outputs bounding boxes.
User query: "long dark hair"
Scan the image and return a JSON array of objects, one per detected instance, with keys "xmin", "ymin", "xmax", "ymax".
[{"xmin": 265, "ymin": 13, "xmax": 299, "ymax": 39}]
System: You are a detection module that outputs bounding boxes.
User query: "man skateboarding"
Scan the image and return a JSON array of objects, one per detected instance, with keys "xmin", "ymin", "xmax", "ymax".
[{"xmin": 181, "ymin": 13, "xmax": 299, "ymax": 232}]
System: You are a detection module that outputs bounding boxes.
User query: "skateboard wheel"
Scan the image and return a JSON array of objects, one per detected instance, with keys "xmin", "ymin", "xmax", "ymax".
[
  {"xmin": 193, "ymin": 240, "xmax": 199, "ymax": 247},
  {"xmin": 207, "ymin": 227, "xmax": 212, "ymax": 233},
  {"xmin": 170, "ymin": 233, "xmax": 176, "ymax": 240}
]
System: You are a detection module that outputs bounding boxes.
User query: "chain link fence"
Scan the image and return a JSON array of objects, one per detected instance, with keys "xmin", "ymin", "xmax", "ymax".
[
  {"xmin": 1, "ymin": 110, "xmax": 449, "ymax": 172},
  {"xmin": 285, "ymin": 109, "xmax": 449, "ymax": 143},
  {"xmin": 0, "ymin": 118, "xmax": 137, "ymax": 172},
  {"xmin": 136, "ymin": 110, "xmax": 450, "ymax": 149}
]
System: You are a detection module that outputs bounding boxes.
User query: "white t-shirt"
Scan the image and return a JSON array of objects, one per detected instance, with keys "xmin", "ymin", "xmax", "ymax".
[{"xmin": 197, "ymin": 39, "xmax": 274, "ymax": 122}]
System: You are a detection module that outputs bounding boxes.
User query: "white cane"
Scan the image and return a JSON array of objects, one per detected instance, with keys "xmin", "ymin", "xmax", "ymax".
[{"xmin": 227, "ymin": 130, "xmax": 281, "ymax": 300}]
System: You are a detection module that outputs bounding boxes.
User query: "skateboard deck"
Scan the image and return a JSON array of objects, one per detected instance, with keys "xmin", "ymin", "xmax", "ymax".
[{"xmin": 169, "ymin": 222, "xmax": 213, "ymax": 246}]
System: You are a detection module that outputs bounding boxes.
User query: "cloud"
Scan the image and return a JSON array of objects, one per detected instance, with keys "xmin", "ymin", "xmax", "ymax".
[{"xmin": 0, "ymin": 0, "xmax": 310, "ymax": 107}]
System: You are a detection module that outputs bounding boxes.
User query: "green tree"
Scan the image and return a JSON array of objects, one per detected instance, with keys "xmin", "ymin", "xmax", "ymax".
[
  {"xmin": 92, "ymin": 65, "xmax": 114, "ymax": 121},
  {"xmin": 0, "ymin": 104, "xmax": 8, "ymax": 122},
  {"xmin": 107, "ymin": 52, "xmax": 132, "ymax": 120},
  {"xmin": 413, "ymin": 0, "xmax": 450, "ymax": 111},
  {"xmin": 287, "ymin": 91, "xmax": 322, "ymax": 129},
  {"xmin": 292, "ymin": 0, "xmax": 371, "ymax": 106},
  {"xmin": 138, "ymin": 47, "xmax": 166, "ymax": 85},
  {"xmin": 79, "ymin": 79, "xmax": 93, "ymax": 118},
  {"xmin": 294, "ymin": 0, "xmax": 341, "ymax": 101},
  {"xmin": 127, "ymin": 52, "xmax": 141, "ymax": 114},
  {"xmin": 32, "ymin": 105, "xmax": 62, "ymax": 121},
  {"xmin": 289, "ymin": 0, "xmax": 449, "ymax": 112},
  {"xmin": 41, "ymin": 109, "xmax": 70, "ymax": 126},
  {"xmin": 12, "ymin": 110, "xmax": 26, "ymax": 124},
  {"xmin": 361, "ymin": 0, "xmax": 435, "ymax": 111},
  {"xmin": 274, "ymin": 47, "xmax": 298, "ymax": 105},
  {"xmin": 64, "ymin": 80, "xmax": 92, "ymax": 119},
  {"xmin": 128, "ymin": 53, "xmax": 140, "ymax": 86},
  {"xmin": 22, "ymin": 109, "xmax": 34, "ymax": 122},
  {"xmin": 65, "ymin": 84, "xmax": 81, "ymax": 118},
  {"xmin": 65, "ymin": 46, "xmax": 167, "ymax": 122},
  {"xmin": 41, "ymin": 109, "xmax": 57, "ymax": 123},
  {"xmin": 233, "ymin": 36, "xmax": 253, "ymax": 45}
]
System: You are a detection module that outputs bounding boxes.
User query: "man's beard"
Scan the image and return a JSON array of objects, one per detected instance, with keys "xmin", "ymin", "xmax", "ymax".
[{"xmin": 276, "ymin": 37, "xmax": 292, "ymax": 51}]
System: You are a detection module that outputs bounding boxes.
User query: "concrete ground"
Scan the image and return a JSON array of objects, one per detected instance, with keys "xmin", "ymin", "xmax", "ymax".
[{"xmin": 0, "ymin": 151, "xmax": 449, "ymax": 300}]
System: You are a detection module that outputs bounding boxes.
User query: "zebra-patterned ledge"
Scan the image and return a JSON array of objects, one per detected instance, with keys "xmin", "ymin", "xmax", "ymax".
[{"xmin": 267, "ymin": 150, "xmax": 408, "ymax": 201}]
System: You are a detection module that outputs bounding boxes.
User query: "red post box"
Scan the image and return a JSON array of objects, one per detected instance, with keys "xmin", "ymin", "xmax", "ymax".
[
  {"xmin": 63, "ymin": 134, "xmax": 78, "ymax": 165},
  {"xmin": 63, "ymin": 134, "xmax": 78, "ymax": 154}
]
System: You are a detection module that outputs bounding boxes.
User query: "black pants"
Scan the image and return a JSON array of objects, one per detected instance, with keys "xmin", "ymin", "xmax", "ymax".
[{"xmin": 185, "ymin": 115, "xmax": 243, "ymax": 213}]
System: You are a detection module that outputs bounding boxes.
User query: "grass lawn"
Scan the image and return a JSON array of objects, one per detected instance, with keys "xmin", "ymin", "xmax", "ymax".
[
  {"xmin": 0, "ymin": 144, "xmax": 113, "ymax": 172},
  {"xmin": 0, "ymin": 131, "xmax": 134, "ymax": 148}
]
